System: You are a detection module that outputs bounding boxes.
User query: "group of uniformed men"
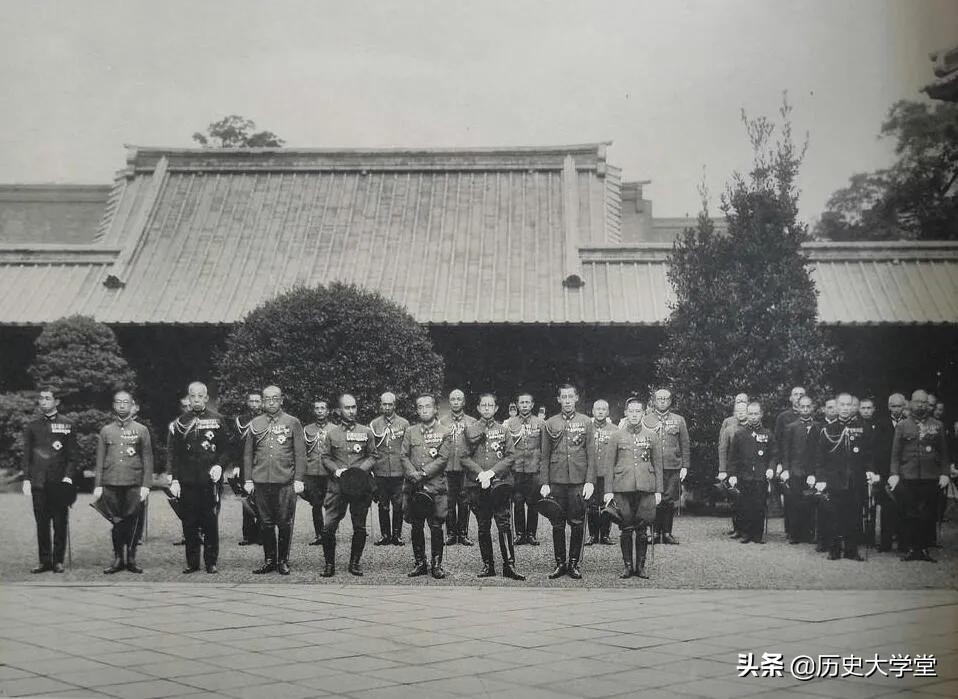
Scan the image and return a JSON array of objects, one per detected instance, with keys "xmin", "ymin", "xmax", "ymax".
[
  {"xmin": 717, "ymin": 387, "xmax": 952, "ymax": 563},
  {"xmin": 19, "ymin": 380, "xmax": 952, "ymax": 579}
]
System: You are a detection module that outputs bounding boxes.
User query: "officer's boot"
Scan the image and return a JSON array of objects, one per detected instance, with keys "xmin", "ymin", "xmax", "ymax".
[
  {"xmin": 309, "ymin": 506, "xmax": 323, "ymax": 545},
  {"xmin": 662, "ymin": 507, "xmax": 679, "ymax": 545},
  {"xmin": 500, "ymin": 529, "xmax": 526, "ymax": 581},
  {"xmin": 548, "ymin": 526, "xmax": 567, "ymax": 579},
  {"xmin": 391, "ymin": 507, "xmax": 405, "ymax": 546},
  {"xmin": 514, "ymin": 502, "xmax": 527, "ymax": 545},
  {"xmin": 276, "ymin": 526, "xmax": 292, "ymax": 575},
  {"xmin": 599, "ymin": 511, "xmax": 613, "ymax": 545},
  {"xmin": 635, "ymin": 536, "xmax": 649, "ymax": 579},
  {"xmin": 320, "ymin": 532, "xmax": 336, "ymax": 577},
  {"xmin": 253, "ymin": 528, "xmax": 277, "ymax": 573},
  {"xmin": 827, "ymin": 536, "xmax": 842, "ymax": 561},
  {"xmin": 348, "ymin": 530, "xmax": 366, "ymax": 576},
  {"xmin": 375, "ymin": 505, "xmax": 392, "ymax": 546},
  {"xmin": 619, "ymin": 529, "xmax": 634, "ymax": 578},
  {"xmin": 103, "ymin": 528, "xmax": 125, "ymax": 574},
  {"xmin": 567, "ymin": 524, "xmax": 584, "ymax": 579},
  {"xmin": 585, "ymin": 507, "xmax": 599, "ymax": 546},
  {"xmin": 430, "ymin": 526, "xmax": 446, "ymax": 579},
  {"xmin": 407, "ymin": 523, "xmax": 428, "ymax": 577},
  {"xmin": 477, "ymin": 527, "xmax": 496, "ymax": 578},
  {"xmin": 653, "ymin": 508, "xmax": 665, "ymax": 544},
  {"xmin": 527, "ymin": 509, "xmax": 540, "ymax": 545},
  {"xmin": 126, "ymin": 526, "xmax": 143, "ymax": 574}
]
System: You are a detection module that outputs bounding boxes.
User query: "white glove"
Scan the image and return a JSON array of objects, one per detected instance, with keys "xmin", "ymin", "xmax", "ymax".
[
  {"xmin": 22, "ymin": 481, "xmax": 31, "ymax": 496},
  {"xmin": 717, "ymin": 472, "xmax": 727, "ymax": 481},
  {"xmin": 93, "ymin": 486, "xmax": 103, "ymax": 500},
  {"xmin": 62, "ymin": 477, "xmax": 72, "ymax": 485},
  {"xmin": 244, "ymin": 480, "xmax": 254, "ymax": 494},
  {"xmin": 765, "ymin": 468, "xmax": 774, "ymax": 480},
  {"xmin": 294, "ymin": 480, "xmax": 305, "ymax": 494},
  {"xmin": 728, "ymin": 476, "xmax": 738, "ymax": 488},
  {"xmin": 776, "ymin": 464, "xmax": 783, "ymax": 475},
  {"xmin": 139, "ymin": 486, "xmax": 150, "ymax": 501},
  {"xmin": 603, "ymin": 492, "xmax": 613, "ymax": 506},
  {"xmin": 334, "ymin": 468, "xmax": 346, "ymax": 478},
  {"xmin": 231, "ymin": 466, "xmax": 241, "ymax": 478},
  {"xmin": 169, "ymin": 480, "xmax": 181, "ymax": 498},
  {"xmin": 654, "ymin": 492, "xmax": 662, "ymax": 506},
  {"xmin": 679, "ymin": 467, "xmax": 688, "ymax": 482},
  {"xmin": 780, "ymin": 470, "xmax": 790, "ymax": 482},
  {"xmin": 940, "ymin": 474, "xmax": 951, "ymax": 489},
  {"xmin": 815, "ymin": 481, "xmax": 826, "ymax": 493},
  {"xmin": 806, "ymin": 475, "xmax": 815, "ymax": 486},
  {"xmin": 209, "ymin": 465, "xmax": 222, "ymax": 482},
  {"xmin": 481, "ymin": 469, "xmax": 496, "ymax": 482},
  {"xmin": 479, "ymin": 476, "xmax": 492, "ymax": 490},
  {"xmin": 887, "ymin": 475, "xmax": 900, "ymax": 490},
  {"xmin": 539, "ymin": 484, "xmax": 551, "ymax": 497},
  {"xmin": 582, "ymin": 482, "xmax": 594, "ymax": 500},
  {"xmin": 869, "ymin": 473, "xmax": 881, "ymax": 485}
]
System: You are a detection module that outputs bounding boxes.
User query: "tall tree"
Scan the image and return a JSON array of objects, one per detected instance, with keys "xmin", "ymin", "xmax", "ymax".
[
  {"xmin": 815, "ymin": 100, "xmax": 958, "ymax": 241},
  {"xmin": 658, "ymin": 98, "xmax": 840, "ymax": 476},
  {"xmin": 192, "ymin": 115, "xmax": 285, "ymax": 148}
]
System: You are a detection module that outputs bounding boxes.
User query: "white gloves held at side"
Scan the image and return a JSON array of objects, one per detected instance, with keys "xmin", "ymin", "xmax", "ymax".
[
  {"xmin": 209, "ymin": 465, "xmax": 222, "ymax": 482},
  {"xmin": 293, "ymin": 480, "xmax": 305, "ymax": 494},
  {"xmin": 540, "ymin": 484, "xmax": 550, "ymax": 498},
  {"xmin": 582, "ymin": 482, "xmax": 594, "ymax": 500},
  {"xmin": 169, "ymin": 480, "xmax": 181, "ymax": 498}
]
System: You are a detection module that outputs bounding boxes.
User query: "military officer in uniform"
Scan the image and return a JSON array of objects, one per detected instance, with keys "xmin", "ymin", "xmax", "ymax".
[
  {"xmin": 462, "ymin": 394, "xmax": 525, "ymax": 580},
  {"xmin": 721, "ymin": 402, "xmax": 773, "ymax": 544},
  {"xmin": 586, "ymin": 399, "xmax": 618, "ymax": 546},
  {"xmin": 780, "ymin": 395, "xmax": 818, "ymax": 544},
  {"xmin": 243, "ymin": 386, "xmax": 306, "ymax": 575},
  {"xmin": 643, "ymin": 389, "xmax": 689, "ymax": 544},
  {"xmin": 167, "ymin": 382, "xmax": 229, "ymax": 574},
  {"xmin": 505, "ymin": 392, "xmax": 543, "ymax": 546},
  {"xmin": 370, "ymin": 392, "xmax": 409, "ymax": 546},
  {"xmin": 321, "ymin": 394, "xmax": 377, "ymax": 577},
  {"xmin": 718, "ymin": 399, "xmax": 748, "ymax": 537},
  {"xmin": 442, "ymin": 389, "xmax": 476, "ymax": 546},
  {"xmin": 21, "ymin": 388, "xmax": 77, "ymax": 573},
  {"xmin": 94, "ymin": 391, "xmax": 153, "ymax": 574},
  {"xmin": 875, "ymin": 393, "xmax": 907, "ymax": 552},
  {"xmin": 890, "ymin": 390, "xmax": 950, "ymax": 562},
  {"xmin": 607, "ymin": 398, "xmax": 662, "ymax": 578},
  {"xmin": 401, "ymin": 394, "xmax": 452, "ymax": 579},
  {"xmin": 303, "ymin": 399, "xmax": 331, "ymax": 546},
  {"xmin": 233, "ymin": 392, "xmax": 262, "ymax": 546},
  {"xmin": 540, "ymin": 383, "xmax": 596, "ymax": 580},
  {"xmin": 814, "ymin": 393, "xmax": 873, "ymax": 561}
]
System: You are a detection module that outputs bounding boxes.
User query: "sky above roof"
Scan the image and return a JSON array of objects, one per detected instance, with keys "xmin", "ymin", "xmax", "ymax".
[{"xmin": 1, "ymin": 0, "xmax": 955, "ymax": 223}]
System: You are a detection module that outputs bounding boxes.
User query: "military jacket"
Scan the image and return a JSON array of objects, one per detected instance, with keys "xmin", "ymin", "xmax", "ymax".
[
  {"xmin": 503, "ymin": 414, "xmax": 543, "ymax": 473},
  {"xmin": 610, "ymin": 423, "xmax": 663, "ymax": 493},
  {"xmin": 891, "ymin": 416, "xmax": 949, "ymax": 480},
  {"xmin": 95, "ymin": 417, "xmax": 154, "ymax": 487},
  {"xmin": 814, "ymin": 416, "xmax": 871, "ymax": 493},
  {"xmin": 461, "ymin": 418, "xmax": 513, "ymax": 489},
  {"xmin": 873, "ymin": 416, "xmax": 903, "ymax": 479},
  {"xmin": 325, "ymin": 422, "xmax": 377, "ymax": 474},
  {"xmin": 718, "ymin": 416, "xmax": 745, "ymax": 474},
  {"xmin": 369, "ymin": 415, "xmax": 410, "ymax": 477},
  {"xmin": 440, "ymin": 412, "xmax": 478, "ymax": 473},
  {"xmin": 642, "ymin": 411, "xmax": 690, "ymax": 471},
  {"xmin": 167, "ymin": 408, "xmax": 230, "ymax": 484},
  {"xmin": 304, "ymin": 420, "xmax": 331, "ymax": 477},
  {"xmin": 22, "ymin": 413, "xmax": 78, "ymax": 487},
  {"xmin": 728, "ymin": 424, "xmax": 775, "ymax": 481},
  {"xmin": 243, "ymin": 411, "xmax": 306, "ymax": 484},
  {"xmin": 400, "ymin": 421, "xmax": 451, "ymax": 495},
  {"xmin": 540, "ymin": 411, "xmax": 596, "ymax": 485},
  {"xmin": 780, "ymin": 418, "xmax": 819, "ymax": 478},
  {"xmin": 588, "ymin": 419, "xmax": 619, "ymax": 481}
]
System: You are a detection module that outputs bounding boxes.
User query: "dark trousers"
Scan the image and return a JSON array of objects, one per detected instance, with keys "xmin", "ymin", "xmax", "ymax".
[
  {"xmin": 303, "ymin": 475, "xmax": 328, "ymax": 539},
  {"xmin": 445, "ymin": 471, "xmax": 471, "ymax": 535},
  {"xmin": 550, "ymin": 482, "xmax": 586, "ymax": 563},
  {"xmin": 102, "ymin": 485, "xmax": 143, "ymax": 558},
  {"xmin": 375, "ymin": 475, "xmax": 404, "ymax": 540},
  {"xmin": 254, "ymin": 483, "xmax": 296, "ymax": 563},
  {"xmin": 655, "ymin": 470, "xmax": 681, "ymax": 534},
  {"xmin": 899, "ymin": 479, "xmax": 939, "ymax": 553},
  {"xmin": 587, "ymin": 476, "xmax": 612, "ymax": 539},
  {"xmin": 31, "ymin": 488, "xmax": 68, "ymax": 565},
  {"xmin": 241, "ymin": 497, "xmax": 260, "ymax": 543},
  {"xmin": 739, "ymin": 479, "xmax": 766, "ymax": 541},
  {"xmin": 513, "ymin": 472, "xmax": 541, "ymax": 537},
  {"xmin": 877, "ymin": 486, "xmax": 900, "ymax": 550},
  {"xmin": 181, "ymin": 482, "xmax": 219, "ymax": 569},
  {"xmin": 822, "ymin": 487, "xmax": 861, "ymax": 554},
  {"xmin": 783, "ymin": 476, "xmax": 814, "ymax": 542},
  {"xmin": 322, "ymin": 480, "xmax": 372, "ymax": 563}
]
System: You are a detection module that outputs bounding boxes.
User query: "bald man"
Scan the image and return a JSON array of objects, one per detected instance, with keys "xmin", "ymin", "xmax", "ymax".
[
  {"xmin": 167, "ymin": 382, "xmax": 230, "ymax": 574},
  {"xmin": 644, "ymin": 389, "xmax": 689, "ymax": 545},
  {"xmin": 370, "ymin": 392, "xmax": 410, "ymax": 546}
]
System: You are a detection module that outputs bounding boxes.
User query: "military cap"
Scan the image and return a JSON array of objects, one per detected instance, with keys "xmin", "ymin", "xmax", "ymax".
[
  {"xmin": 600, "ymin": 497, "xmax": 624, "ymax": 526},
  {"xmin": 89, "ymin": 495, "xmax": 140, "ymax": 524},
  {"xmin": 489, "ymin": 479, "xmax": 514, "ymax": 510},
  {"xmin": 339, "ymin": 467, "xmax": 374, "ymax": 500},
  {"xmin": 535, "ymin": 495, "xmax": 564, "ymax": 526},
  {"xmin": 226, "ymin": 473, "xmax": 246, "ymax": 497},
  {"xmin": 162, "ymin": 487, "xmax": 186, "ymax": 521},
  {"xmin": 49, "ymin": 480, "xmax": 77, "ymax": 509}
]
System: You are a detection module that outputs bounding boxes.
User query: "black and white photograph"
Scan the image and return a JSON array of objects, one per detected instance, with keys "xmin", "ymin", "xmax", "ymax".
[{"xmin": 1, "ymin": 1, "xmax": 956, "ymax": 697}]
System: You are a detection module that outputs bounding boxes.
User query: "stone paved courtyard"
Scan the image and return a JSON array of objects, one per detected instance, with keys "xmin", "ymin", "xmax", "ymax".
[{"xmin": 1, "ymin": 584, "xmax": 956, "ymax": 698}]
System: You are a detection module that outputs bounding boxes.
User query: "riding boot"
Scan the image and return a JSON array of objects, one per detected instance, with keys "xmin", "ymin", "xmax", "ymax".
[
  {"xmin": 429, "ymin": 525, "xmax": 446, "ymax": 578},
  {"xmin": 635, "ymin": 537, "xmax": 649, "ymax": 578},
  {"xmin": 276, "ymin": 525, "xmax": 292, "ymax": 575},
  {"xmin": 348, "ymin": 530, "xmax": 366, "ymax": 576},
  {"xmin": 320, "ymin": 532, "xmax": 336, "ymax": 577},
  {"xmin": 514, "ymin": 502, "xmax": 527, "ymax": 544},
  {"xmin": 391, "ymin": 507, "xmax": 405, "ymax": 545},
  {"xmin": 567, "ymin": 524, "xmax": 584, "ymax": 579},
  {"xmin": 375, "ymin": 506, "xmax": 392, "ymax": 545},
  {"xmin": 548, "ymin": 525, "xmax": 567, "ymax": 579},
  {"xmin": 407, "ymin": 524, "xmax": 428, "ymax": 576},
  {"xmin": 499, "ymin": 529, "xmax": 526, "ymax": 580},
  {"xmin": 126, "ymin": 539, "xmax": 143, "ymax": 574},
  {"xmin": 103, "ymin": 528, "xmax": 125, "ymax": 574},
  {"xmin": 311, "ymin": 505, "xmax": 324, "ymax": 543},
  {"xmin": 477, "ymin": 528, "xmax": 496, "ymax": 577},
  {"xmin": 585, "ymin": 508, "xmax": 599, "ymax": 545},
  {"xmin": 253, "ymin": 528, "xmax": 277, "ymax": 574},
  {"xmin": 599, "ymin": 511, "xmax": 613, "ymax": 544},
  {"xmin": 619, "ymin": 529, "xmax": 634, "ymax": 578}
]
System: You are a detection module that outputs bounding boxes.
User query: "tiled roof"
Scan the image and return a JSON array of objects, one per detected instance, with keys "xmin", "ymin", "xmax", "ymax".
[{"xmin": 1, "ymin": 146, "xmax": 956, "ymax": 327}]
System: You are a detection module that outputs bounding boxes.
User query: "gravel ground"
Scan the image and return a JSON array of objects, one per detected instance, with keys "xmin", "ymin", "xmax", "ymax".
[{"xmin": 1, "ymin": 492, "xmax": 955, "ymax": 588}]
